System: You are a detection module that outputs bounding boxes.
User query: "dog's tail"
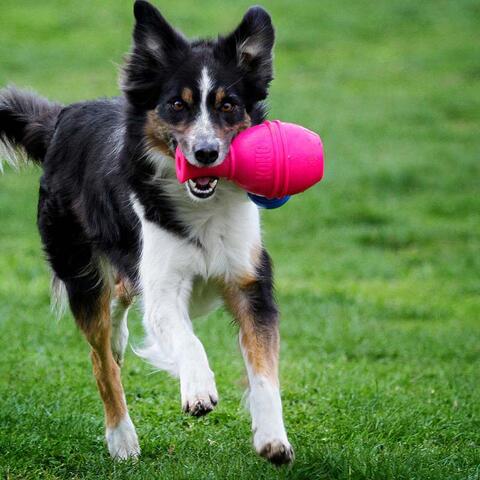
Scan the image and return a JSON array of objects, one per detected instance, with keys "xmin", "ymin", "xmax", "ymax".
[{"xmin": 0, "ymin": 86, "xmax": 62, "ymax": 170}]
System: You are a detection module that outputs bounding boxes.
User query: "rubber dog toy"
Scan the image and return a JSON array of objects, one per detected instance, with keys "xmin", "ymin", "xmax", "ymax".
[{"xmin": 175, "ymin": 120, "xmax": 324, "ymax": 204}]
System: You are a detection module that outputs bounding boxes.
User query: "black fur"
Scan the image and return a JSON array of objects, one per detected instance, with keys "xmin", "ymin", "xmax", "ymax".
[
  {"xmin": 122, "ymin": 2, "xmax": 273, "ymax": 118},
  {"xmin": 244, "ymin": 248, "xmax": 279, "ymax": 334},
  {"xmin": 0, "ymin": 0, "xmax": 275, "ymax": 328},
  {"xmin": 0, "ymin": 87, "xmax": 62, "ymax": 163},
  {"xmin": 0, "ymin": 2, "xmax": 296, "ymax": 464}
]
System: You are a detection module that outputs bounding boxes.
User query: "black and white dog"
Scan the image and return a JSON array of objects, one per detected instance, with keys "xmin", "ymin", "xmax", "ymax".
[{"xmin": 0, "ymin": 1, "xmax": 294, "ymax": 464}]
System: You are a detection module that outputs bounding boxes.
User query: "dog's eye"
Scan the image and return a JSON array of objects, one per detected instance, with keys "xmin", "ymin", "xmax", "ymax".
[
  {"xmin": 171, "ymin": 100, "xmax": 185, "ymax": 112},
  {"xmin": 220, "ymin": 102, "xmax": 235, "ymax": 113}
]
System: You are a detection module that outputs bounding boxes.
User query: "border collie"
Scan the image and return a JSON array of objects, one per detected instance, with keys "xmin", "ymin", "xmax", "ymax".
[{"xmin": 0, "ymin": 0, "xmax": 294, "ymax": 464}]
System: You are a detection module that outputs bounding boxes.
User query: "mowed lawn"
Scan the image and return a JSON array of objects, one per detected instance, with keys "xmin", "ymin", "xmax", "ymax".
[{"xmin": 1, "ymin": 1, "xmax": 479, "ymax": 479}]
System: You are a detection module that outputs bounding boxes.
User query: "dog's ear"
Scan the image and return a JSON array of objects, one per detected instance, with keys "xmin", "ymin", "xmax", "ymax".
[
  {"xmin": 122, "ymin": 1, "xmax": 189, "ymax": 108},
  {"xmin": 132, "ymin": 1, "xmax": 188, "ymax": 64},
  {"xmin": 216, "ymin": 6, "xmax": 275, "ymax": 100}
]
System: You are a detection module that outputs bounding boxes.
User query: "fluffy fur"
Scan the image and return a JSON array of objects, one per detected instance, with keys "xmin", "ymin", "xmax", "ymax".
[{"xmin": 0, "ymin": 1, "xmax": 293, "ymax": 465}]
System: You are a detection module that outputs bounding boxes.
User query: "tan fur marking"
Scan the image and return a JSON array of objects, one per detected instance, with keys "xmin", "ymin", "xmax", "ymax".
[
  {"xmin": 214, "ymin": 87, "xmax": 226, "ymax": 108},
  {"xmin": 215, "ymin": 112, "xmax": 252, "ymax": 139},
  {"xmin": 240, "ymin": 113, "xmax": 252, "ymax": 130},
  {"xmin": 223, "ymin": 243, "xmax": 279, "ymax": 382},
  {"xmin": 145, "ymin": 111, "xmax": 174, "ymax": 157},
  {"xmin": 237, "ymin": 273, "xmax": 257, "ymax": 290},
  {"xmin": 91, "ymin": 347, "xmax": 127, "ymax": 428},
  {"xmin": 181, "ymin": 87, "xmax": 194, "ymax": 105},
  {"xmin": 212, "ymin": 113, "xmax": 253, "ymax": 146},
  {"xmin": 223, "ymin": 283, "xmax": 279, "ymax": 384},
  {"xmin": 115, "ymin": 277, "xmax": 134, "ymax": 309},
  {"xmin": 79, "ymin": 290, "xmax": 128, "ymax": 428},
  {"xmin": 239, "ymin": 113, "xmax": 252, "ymax": 132}
]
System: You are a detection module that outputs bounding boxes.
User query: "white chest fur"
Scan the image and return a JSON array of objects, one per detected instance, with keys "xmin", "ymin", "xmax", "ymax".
[{"xmin": 132, "ymin": 164, "xmax": 261, "ymax": 318}]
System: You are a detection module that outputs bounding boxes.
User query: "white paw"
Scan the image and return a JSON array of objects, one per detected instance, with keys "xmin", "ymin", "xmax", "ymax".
[
  {"xmin": 254, "ymin": 433, "xmax": 294, "ymax": 465},
  {"xmin": 106, "ymin": 414, "xmax": 140, "ymax": 461},
  {"xmin": 247, "ymin": 375, "xmax": 293, "ymax": 464},
  {"xmin": 180, "ymin": 369, "xmax": 218, "ymax": 417}
]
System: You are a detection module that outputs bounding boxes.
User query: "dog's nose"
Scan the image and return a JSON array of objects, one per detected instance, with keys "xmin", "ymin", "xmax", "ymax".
[{"xmin": 194, "ymin": 143, "xmax": 219, "ymax": 165}]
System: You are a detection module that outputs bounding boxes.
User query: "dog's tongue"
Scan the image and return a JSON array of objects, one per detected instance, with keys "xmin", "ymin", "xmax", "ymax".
[{"xmin": 194, "ymin": 177, "xmax": 213, "ymax": 186}]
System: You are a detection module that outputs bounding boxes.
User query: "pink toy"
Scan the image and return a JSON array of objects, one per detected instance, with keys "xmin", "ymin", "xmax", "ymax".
[{"xmin": 175, "ymin": 120, "xmax": 324, "ymax": 199}]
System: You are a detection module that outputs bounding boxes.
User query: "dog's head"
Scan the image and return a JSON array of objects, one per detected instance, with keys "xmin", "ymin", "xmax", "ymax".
[{"xmin": 122, "ymin": 0, "xmax": 275, "ymax": 200}]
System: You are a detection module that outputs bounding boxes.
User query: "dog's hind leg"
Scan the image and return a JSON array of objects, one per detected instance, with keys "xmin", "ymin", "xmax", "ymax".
[
  {"xmin": 78, "ymin": 286, "xmax": 140, "ymax": 460},
  {"xmin": 65, "ymin": 272, "xmax": 139, "ymax": 460},
  {"xmin": 224, "ymin": 248, "xmax": 294, "ymax": 465},
  {"xmin": 38, "ymin": 200, "xmax": 139, "ymax": 460}
]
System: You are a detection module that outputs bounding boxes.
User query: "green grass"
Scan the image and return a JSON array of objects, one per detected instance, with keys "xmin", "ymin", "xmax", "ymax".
[{"xmin": 1, "ymin": 0, "xmax": 479, "ymax": 478}]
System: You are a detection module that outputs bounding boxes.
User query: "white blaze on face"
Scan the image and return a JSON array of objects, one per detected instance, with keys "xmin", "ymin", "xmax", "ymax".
[
  {"xmin": 178, "ymin": 66, "xmax": 232, "ymax": 186},
  {"xmin": 196, "ymin": 67, "xmax": 214, "ymax": 137},
  {"xmin": 183, "ymin": 67, "xmax": 224, "ymax": 167}
]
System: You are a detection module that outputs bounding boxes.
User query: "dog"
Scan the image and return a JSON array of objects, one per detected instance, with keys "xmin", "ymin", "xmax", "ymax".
[{"xmin": 0, "ymin": 1, "xmax": 294, "ymax": 465}]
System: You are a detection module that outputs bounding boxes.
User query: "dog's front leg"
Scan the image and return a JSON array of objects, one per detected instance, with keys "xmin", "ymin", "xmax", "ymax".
[
  {"xmin": 138, "ymin": 220, "xmax": 218, "ymax": 416},
  {"xmin": 224, "ymin": 248, "xmax": 294, "ymax": 465}
]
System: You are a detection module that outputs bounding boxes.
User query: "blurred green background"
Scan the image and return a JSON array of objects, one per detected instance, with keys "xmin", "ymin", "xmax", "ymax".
[{"xmin": 0, "ymin": 1, "xmax": 479, "ymax": 479}]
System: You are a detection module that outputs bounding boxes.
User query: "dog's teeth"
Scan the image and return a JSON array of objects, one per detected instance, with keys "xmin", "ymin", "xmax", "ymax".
[{"xmin": 187, "ymin": 177, "xmax": 218, "ymax": 198}]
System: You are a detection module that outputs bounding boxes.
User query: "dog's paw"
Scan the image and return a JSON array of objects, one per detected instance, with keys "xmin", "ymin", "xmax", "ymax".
[
  {"xmin": 182, "ymin": 393, "xmax": 218, "ymax": 416},
  {"xmin": 180, "ymin": 372, "xmax": 218, "ymax": 417},
  {"xmin": 106, "ymin": 414, "xmax": 140, "ymax": 461},
  {"xmin": 255, "ymin": 436, "xmax": 294, "ymax": 466}
]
